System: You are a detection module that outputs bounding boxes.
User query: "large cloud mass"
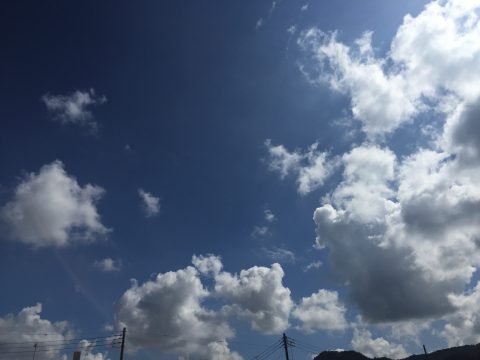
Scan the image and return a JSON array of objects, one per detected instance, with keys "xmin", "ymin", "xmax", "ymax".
[
  {"xmin": 272, "ymin": 0, "xmax": 480, "ymax": 345},
  {"xmin": 115, "ymin": 254, "xmax": 345, "ymax": 358},
  {"xmin": 115, "ymin": 265, "xmax": 241, "ymax": 359},
  {"xmin": 297, "ymin": 0, "xmax": 480, "ymax": 139},
  {"xmin": 1, "ymin": 161, "xmax": 109, "ymax": 247}
]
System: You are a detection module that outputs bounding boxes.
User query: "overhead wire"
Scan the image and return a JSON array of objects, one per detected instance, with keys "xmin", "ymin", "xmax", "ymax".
[
  {"xmin": 251, "ymin": 339, "xmax": 283, "ymax": 360},
  {"xmin": 0, "ymin": 332, "xmax": 123, "ymax": 358},
  {"xmin": 293, "ymin": 338, "xmax": 323, "ymax": 354},
  {"xmin": 0, "ymin": 337, "xmax": 122, "ymax": 350},
  {"xmin": 0, "ymin": 334, "xmax": 122, "ymax": 346}
]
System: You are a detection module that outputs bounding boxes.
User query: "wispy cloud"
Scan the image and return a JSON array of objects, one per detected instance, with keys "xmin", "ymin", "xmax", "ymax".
[
  {"xmin": 251, "ymin": 207, "xmax": 276, "ymax": 238},
  {"xmin": 265, "ymin": 140, "xmax": 334, "ymax": 195},
  {"xmin": 138, "ymin": 188, "xmax": 160, "ymax": 218},
  {"xmin": 261, "ymin": 246, "xmax": 296, "ymax": 264},
  {"xmin": 303, "ymin": 260, "xmax": 322, "ymax": 272},
  {"xmin": 41, "ymin": 88, "xmax": 106, "ymax": 131},
  {"xmin": 94, "ymin": 258, "xmax": 122, "ymax": 272}
]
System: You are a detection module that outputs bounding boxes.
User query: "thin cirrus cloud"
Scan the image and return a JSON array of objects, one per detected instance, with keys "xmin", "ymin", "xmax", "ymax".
[
  {"xmin": 261, "ymin": 246, "xmax": 296, "ymax": 264},
  {"xmin": 265, "ymin": 0, "xmax": 480, "ymax": 348},
  {"xmin": 137, "ymin": 188, "xmax": 160, "ymax": 218},
  {"xmin": 0, "ymin": 161, "xmax": 110, "ymax": 247},
  {"xmin": 41, "ymin": 88, "xmax": 106, "ymax": 130}
]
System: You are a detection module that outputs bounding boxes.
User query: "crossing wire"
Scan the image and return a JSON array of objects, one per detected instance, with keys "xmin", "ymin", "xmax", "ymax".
[{"xmin": 251, "ymin": 339, "xmax": 283, "ymax": 360}]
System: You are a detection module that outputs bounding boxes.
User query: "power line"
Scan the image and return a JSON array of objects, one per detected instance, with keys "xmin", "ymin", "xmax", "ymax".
[
  {"xmin": 0, "ymin": 341, "xmax": 122, "ymax": 355},
  {"xmin": 0, "ymin": 332, "xmax": 124, "ymax": 360},
  {"xmin": 0, "ymin": 333, "xmax": 122, "ymax": 346},
  {"xmin": 0, "ymin": 337, "xmax": 122, "ymax": 350},
  {"xmin": 252, "ymin": 339, "xmax": 283, "ymax": 360}
]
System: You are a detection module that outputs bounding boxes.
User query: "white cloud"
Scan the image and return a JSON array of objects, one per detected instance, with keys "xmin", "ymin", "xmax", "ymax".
[
  {"xmin": 214, "ymin": 262, "xmax": 293, "ymax": 334},
  {"xmin": 261, "ymin": 246, "xmax": 295, "ymax": 264},
  {"xmin": 265, "ymin": 139, "xmax": 302, "ymax": 178},
  {"xmin": 280, "ymin": 0, "xmax": 480, "ymax": 332},
  {"xmin": 292, "ymin": 290, "xmax": 347, "ymax": 333},
  {"xmin": 115, "ymin": 265, "xmax": 240, "ymax": 359},
  {"xmin": 303, "ymin": 261, "xmax": 322, "ymax": 272},
  {"xmin": 297, "ymin": 0, "xmax": 480, "ymax": 138},
  {"xmin": 287, "ymin": 25, "xmax": 297, "ymax": 35},
  {"xmin": 116, "ymin": 254, "xmax": 356, "ymax": 358},
  {"xmin": 42, "ymin": 89, "xmax": 106, "ymax": 130},
  {"xmin": 1, "ymin": 161, "xmax": 109, "ymax": 247},
  {"xmin": 77, "ymin": 340, "xmax": 112, "ymax": 360},
  {"xmin": 330, "ymin": 145, "xmax": 396, "ymax": 223},
  {"xmin": 301, "ymin": 4, "xmax": 309, "ymax": 12},
  {"xmin": 94, "ymin": 258, "xmax": 122, "ymax": 272},
  {"xmin": 193, "ymin": 255, "xmax": 295, "ymax": 335},
  {"xmin": 441, "ymin": 281, "xmax": 480, "ymax": 346},
  {"xmin": 251, "ymin": 208, "xmax": 276, "ymax": 238},
  {"xmin": 192, "ymin": 254, "xmax": 223, "ymax": 276},
  {"xmin": 0, "ymin": 304, "xmax": 75, "ymax": 360},
  {"xmin": 138, "ymin": 189, "xmax": 160, "ymax": 218},
  {"xmin": 351, "ymin": 328, "xmax": 408, "ymax": 359},
  {"xmin": 266, "ymin": 140, "xmax": 332, "ymax": 195},
  {"xmin": 251, "ymin": 225, "xmax": 270, "ymax": 238},
  {"xmin": 264, "ymin": 208, "xmax": 275, "ymax": 222},
  {"xmin": 312, "ymin": 100, "xmax": 480, "ymax": 324}
]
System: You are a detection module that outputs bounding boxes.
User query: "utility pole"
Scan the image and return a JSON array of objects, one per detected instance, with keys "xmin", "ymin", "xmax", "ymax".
[
  {"xmin": 423, "ymin": 344, "xmax": 429, "ymax": 359},
  {"xmin": 119, "ymin": 328, "xmax": 126, "ymax": 360},
  {"xmin": 282, "ymin": 333, "xmax": 290, "ymax": 360},
  {"xmin": 32, "ymin": 343, "xmax": 37, "ymax": 360}
]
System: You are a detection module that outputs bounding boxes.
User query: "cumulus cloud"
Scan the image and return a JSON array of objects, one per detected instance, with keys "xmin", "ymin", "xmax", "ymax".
[
  {"xmin": 192, "ymin": 254, "xmax": 223, "ymax": 276},
  {"xmin": 441, "ymin": 281, "xmax": 480, "ymax": 346},
  {"xmin": 312, "ymin": 99, "xmax": 480, "ymax": 324},
  {"xmin": 115, "ymin": 255, "xmax": 296, "ymax": 359},
  {"xmin": 292, "ymin": 290, "xmax": 347, "ymax": 333},
  {"xmin": 0, "ymin": 304, "xmax": 74, "ymax": 360},
  {"xmin": 266, "ymin": 140, "xmax": 332, "ymax": 195},
  {"xmin": 270, "ymin": 0, "xmax": 480, "ymax": 333},
  {"xmin": 1, "ymin": 161, "xmax": 109, "ymax": 247},
  {"xmin": 214, "ymin": 262, "xmax": 293, "ymax": 334},
  {"xmin": 94, "ymin": 258, "xmax": 122, "ymax": 272},
  {"xmin": 137, "ymin": 189, "xmax": 160, "ymax": 218},
  {"xmin": 297, "ymin": 0, "xmax": 480, "ymax": 138},
  {"xmin": 351, "ymin": 328, "xmax": 408, "ymax": 359},
  {"xmin": 115, "ymin": 265, "xmax": 240, "ymax": 359},
  {"xmin": 331, "ymin": 145, "xmax": 396, "ymax": 223},
  {"xmin": 77, "ymin": 340, "xmax": 112, "ymax": 360},
  {"xmin": 42, "ymin": 89, "xmax": 106, "ymax": 130}
]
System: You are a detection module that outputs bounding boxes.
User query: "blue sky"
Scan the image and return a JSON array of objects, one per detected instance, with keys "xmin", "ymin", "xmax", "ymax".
[{"xmin": 2, "ymin": 1, "xmax": 480, "ymax": 359}]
